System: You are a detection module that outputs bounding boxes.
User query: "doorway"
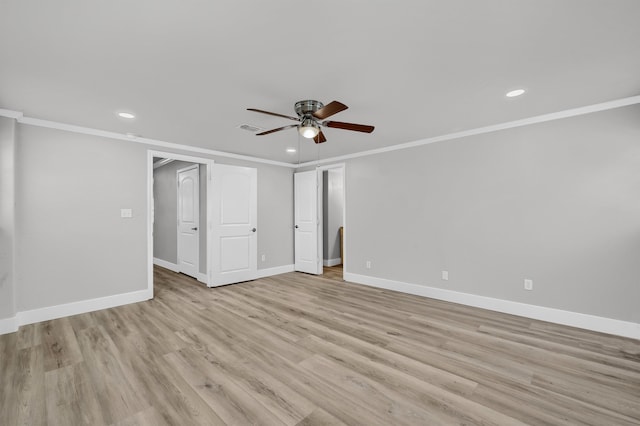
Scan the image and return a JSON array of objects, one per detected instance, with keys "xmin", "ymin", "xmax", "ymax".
[
  {"xmin": 321, "ymin": 167, "xmax": 345, "ymax": 280},
  {"xmin": 148, "ymin": 151, "xmax": 213, "ymax": 298},
  {"xmin": 152, "ymin": 157, "xmax": 209, "ymax": 285},
  {"xmin": 293, "ymin": 164, "xmax": 346, "ymax": 280},
  {"xmin": 147, "ymin": 150, "xmax": 259, "ymax": 297}
]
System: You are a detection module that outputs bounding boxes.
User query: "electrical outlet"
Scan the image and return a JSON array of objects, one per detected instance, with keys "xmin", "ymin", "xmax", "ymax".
[
  {"xmin": 524, "ymin": 279, "xmax": 533, "ymax": 291},
  {"xmin": 261, "ymin": 254, "xmax": 266, "ymax": 262},
  {"xmin": 366, "ymin": 260, "xmax": 371, "ymax": 269},
  {"xmin": 442, "ymin": 270, "xmax": 449, "ymax": 280}
]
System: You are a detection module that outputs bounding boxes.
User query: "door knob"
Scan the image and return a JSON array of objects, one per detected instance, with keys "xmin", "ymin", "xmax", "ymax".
[
  {"xmin": 252, "ymin": 228, "xmax": 256, "ymax": 232},
  {"xmin": 191, "ymin": 227, "xmax": 198, "ymax": 231},
  {"xmin": 295, "ymin": 225, "xmax": 299, "ymax": 229}
]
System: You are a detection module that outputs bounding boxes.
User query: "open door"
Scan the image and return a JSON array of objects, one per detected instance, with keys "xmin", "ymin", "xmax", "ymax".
[
  {"xmin": 294, "ymin": 170, "xmax": 322, "ymax": 274},
  {"xmin": 211, "ymin": 164, "xmax": 258, "ymax": 286},
  {"xmin": 177, "ymin": 164, "xmax": 199, "ymax": 279}
]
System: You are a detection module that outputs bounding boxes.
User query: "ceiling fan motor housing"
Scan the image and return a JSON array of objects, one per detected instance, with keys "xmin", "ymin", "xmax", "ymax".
[{"xmin": 294, "ymin": 100, "xmax": 324, "ymax": 117}]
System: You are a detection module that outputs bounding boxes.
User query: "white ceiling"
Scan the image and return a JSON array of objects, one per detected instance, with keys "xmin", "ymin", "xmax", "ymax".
[{"xmin": 1, "ymin": 0, "xmax": 639, "ymax": 164}]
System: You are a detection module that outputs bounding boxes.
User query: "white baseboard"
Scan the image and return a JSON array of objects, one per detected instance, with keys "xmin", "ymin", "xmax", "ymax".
[
  {"xmin": 154, "ymin": 258, "xmax": 294, "ymax": 281},
  {"xmin": 154, "ymin": 258, "xmax": 208, "ymax": 285},
  {"xmin": 323, "ymin": 258, "xmax": 342, "ymax": 267},
  {"xmin": 0, "ymin": 316, "xmax": 18, "ymax": 335},
  {"xmin": 0, "ymin": 288, "xmax": 153, "ymax": 335},
  {"xmin": 0, "ymin": 264, "xmax": 294, "ymax": 335},
  {"xmin": 153, "ymin": 257, "xmax": 179, "ymax": 272},
  {"xmin": 255, "ymin": 264, "xmax": 294, "ymax": 279},
  {"xmin": 15, "ymin": 289, "xmax": 152, "ymax": 328},
  {"xmin": 343, "ymin": 272, "xmax": 640, "ymax": 340}
]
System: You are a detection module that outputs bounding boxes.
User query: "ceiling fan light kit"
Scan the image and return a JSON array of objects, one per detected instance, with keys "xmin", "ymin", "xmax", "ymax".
[
  {"xmin": 247, "ymin": 100, "xmax": 374, "ymax": 144},
  {"xmin": 299, "ymin": 117, "xmax": 320, "ymax": 139}
]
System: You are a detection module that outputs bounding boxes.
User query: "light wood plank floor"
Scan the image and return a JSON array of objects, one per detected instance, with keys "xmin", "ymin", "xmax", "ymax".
[
  {"xmin": 1, "ymin": 267, "xmax": 639, "ymax": 425},
  {"xmin": 323, "ymin": 265, "xmax": 343, "ymax": 282}
]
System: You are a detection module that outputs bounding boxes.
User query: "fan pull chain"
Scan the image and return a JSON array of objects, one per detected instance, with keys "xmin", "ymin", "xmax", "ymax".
[{"xmin": 297, "ymin": 129, "xmax": 301, "ymax": 166}]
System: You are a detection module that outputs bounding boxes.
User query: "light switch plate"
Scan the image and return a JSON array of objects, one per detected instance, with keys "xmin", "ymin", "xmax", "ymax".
[{"xmin": 121, "ymin": 208, "xmax": 133, "ymax": 218}]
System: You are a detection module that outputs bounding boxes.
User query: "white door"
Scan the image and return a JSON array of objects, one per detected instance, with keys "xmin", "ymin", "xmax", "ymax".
[
  {"xmin": 211, "ymin": 164, "xmax": 258, "ymax": 286},
  {"xmin": 177, "ymin": 165, "xmax": 200, "ymax": 279},
  {"xmin": 294, "ymin": 170, "xmax": 322, "ymax": 274}
]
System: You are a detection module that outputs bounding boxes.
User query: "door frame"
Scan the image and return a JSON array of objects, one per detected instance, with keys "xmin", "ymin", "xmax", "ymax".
[
  {"xmin": 176, "ymin": 163, "xmax": 200, "ymax": 280},
  {"xmin": 147, "ymin": 150, "xmax": 214, "ymax": 297},
  {"xmin": 316, "ymin": 163, "xmax": 346, "ymax": 276}
]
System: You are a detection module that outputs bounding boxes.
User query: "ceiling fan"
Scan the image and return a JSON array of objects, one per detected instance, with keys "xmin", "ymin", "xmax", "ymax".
[{"xmin": 247, "ymin": 100, "xmax": 374, "ymax": 144}]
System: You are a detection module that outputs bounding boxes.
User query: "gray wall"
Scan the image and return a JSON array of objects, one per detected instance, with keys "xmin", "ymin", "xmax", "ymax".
[
  {"xmin": 0, "ymin": 117, "xmax": 16, "ymax": 320},
  {"xmin": 153, "ymin": 160, "xmax": 207, "ymax": 274},
  {"xmin": 15, "ymin": 124, "xmax": 148, "ymax": 311},
  {"xmin": 14, "ymin": 124, "xmax": 294, "ymax": 314},
  {"xmin": 323, "ymin": 169, "xmax": 344, "ymax": 262},
  {"xmin": 344, "ymin": 104, "xmax": 640, "ymax": 323}
]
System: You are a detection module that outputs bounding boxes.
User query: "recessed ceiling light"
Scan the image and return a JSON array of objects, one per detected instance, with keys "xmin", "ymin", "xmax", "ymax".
[
  {"xmin": 117, "ymin": 112, "xmax": 136, "ymax": 119},
  {"xmin": 506, "ymin": 89, "xmax": 526, "ymax": 98},
  {"xmin": 286, "ymin": 148, "xmax": 297, "ymax": 153}
]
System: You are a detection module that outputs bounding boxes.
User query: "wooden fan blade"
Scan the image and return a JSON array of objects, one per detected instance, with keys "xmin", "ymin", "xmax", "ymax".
[
  {"xmin": 313, "ymin": 101, "xmax": 348, "ymax": 120},
  {"xmin": 323, "ymin": 121, "xmax": 374, "ymax": 133},
  {"xmin": 313, "ymin": 131, "xmax": 327, "ymax": 144},
  {"xmin": 256, "ymin": 124, "xmax": 298, "ymax": 136},
  {"xmin": 247, "ymin": 108, "xmax": 300, "ymax": 122}
]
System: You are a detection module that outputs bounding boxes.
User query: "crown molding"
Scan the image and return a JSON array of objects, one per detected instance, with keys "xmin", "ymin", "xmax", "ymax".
[
  {"xmin": 0, "ymin": 111, "xmax": 296, "ymax": 168},
  {"xmin": 296, "ymin": 95, "xmax": 640, "ymax": 168},
  {"xmin": 0, "ymin": 109, "xmax": 24, "ymax": 120},
  {"xmin": 3, "ymin": 94, "xmax": 639, "ymax": 169}
]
